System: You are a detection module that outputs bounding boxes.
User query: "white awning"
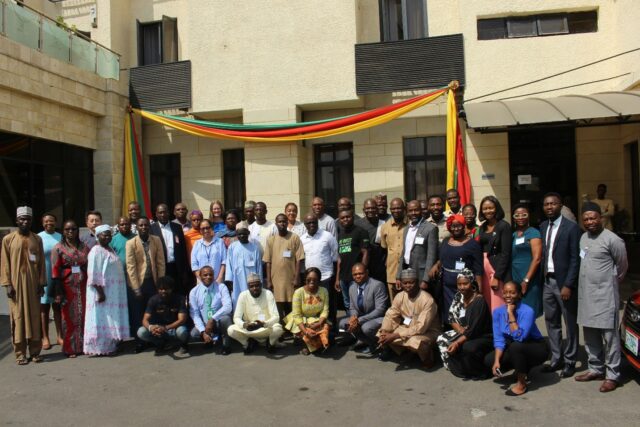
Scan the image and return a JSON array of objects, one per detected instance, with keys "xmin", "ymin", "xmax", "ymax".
[{"xmin": 463, "ymin": 91, "xmax": 640, "ymax": 129}]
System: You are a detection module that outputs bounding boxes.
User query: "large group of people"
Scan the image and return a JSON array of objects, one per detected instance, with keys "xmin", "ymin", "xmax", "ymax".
[{"xmin": 0, "ymin": 184, "xmax": 629, "ymax": 396}]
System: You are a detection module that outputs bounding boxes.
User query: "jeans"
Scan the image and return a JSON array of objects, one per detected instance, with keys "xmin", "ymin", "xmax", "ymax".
[
  {"xmin": 137, "ymin": 325, "xmax": 189, "ymax": 347},
  {"xmin": 339, "ymin": 279, "xmax": 351, "ymax": 311}
]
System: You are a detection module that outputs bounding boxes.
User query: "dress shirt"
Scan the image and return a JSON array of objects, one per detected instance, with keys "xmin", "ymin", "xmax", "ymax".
[
  {"xmin": 403, "ymin": 219, "xmax": 421, "ymax": 265},
  {"xmin": 189, "ymin": 282, "xmax": 232, "ymax": 332},
  {"xmin": 300, "ymin": 229, "xmax": 339, "ymax": 281},
  {"xmin": 191, "ymin": 237, "xmax": 226, "ymax": 278},
  {"xmin": 248, "ymin": 221, "xmax": 277, "ymax": 250},
  {"xmin": 317, "ymin": 214, "xmax": 336, "ymax": 237},
  {"xmin": 233, "ymin": 289, "xmax": 280, "ymax": 329},
  {"xmin": 492, "ymin": 302, "xmax": 543, "ymax": 351},
  {"xmin": 158, "ymin": 221, "xmax": 175, "ymax": 263},
  {"xmin": 546, "ymin": 215, "xmax": 563, "ymax": 273}
]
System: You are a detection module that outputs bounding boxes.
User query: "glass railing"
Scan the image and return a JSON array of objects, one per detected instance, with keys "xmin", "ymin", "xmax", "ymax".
[{"xmin": 0, "ymin": 0, "xmax": 120, "ymax": 80}]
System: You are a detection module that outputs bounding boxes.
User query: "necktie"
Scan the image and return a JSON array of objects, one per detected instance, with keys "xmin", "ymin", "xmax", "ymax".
[
  {"xmin": 205, "ymin": 288, "xmax": 213, "ymax": 320},
  {"xmin": 357, "ymin": 286, "xmax": 365, "ymax": 312},
  {"xmin": 544, "ymin": 221, "xmax": 553, "ymax": 275}
]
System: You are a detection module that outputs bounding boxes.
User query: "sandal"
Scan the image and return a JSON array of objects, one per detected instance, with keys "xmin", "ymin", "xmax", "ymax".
[
  {"xmin": 31, "ymin": 355, "xmax": 44, "ymax": 363},
  {"xmin": 505, "ymin": 385, "xmax": 528, "ymax": 396},
  {"xmin": 16, "ymin": 357, "xmax": 29, "ymax": 365}
]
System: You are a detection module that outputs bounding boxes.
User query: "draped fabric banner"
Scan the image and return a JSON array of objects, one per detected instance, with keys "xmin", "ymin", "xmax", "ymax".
[
  {"xmin": 125, "ymin": 83, "xmax": 471, "ymax": 207},
  {"xmin": 123, "ymin": 113, "xmax": 152, "ymax": 218}
]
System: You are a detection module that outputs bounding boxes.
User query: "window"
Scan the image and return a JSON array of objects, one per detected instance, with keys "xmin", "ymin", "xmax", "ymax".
[
  {"xmin": 380, "ymin": 0, "xmax": 427, "ymax": 42},
  {"xmin": 137, "ymin": 15, "xmax": 178, "ymax": 66},
  {"xmin": 477, "ymin": 10, "xmax": 597, "ymax": 40},
  {"xmin": 0, "ymin": 131, "xmax": 93, "ymax": 229},
  {"xmin": 403, "ymin": 136, "xmax": 445, "ymax": 201},
  {"xmin": 150, "ymin": 153, "xmax": 181, "ymax": 211},
  {"xmin": 222, "ymin": 149, "xmax": 246, "ymax": 212},
  {"xmin": 314, "ymin": 143, "xmax": 354, "ymax": 218}
]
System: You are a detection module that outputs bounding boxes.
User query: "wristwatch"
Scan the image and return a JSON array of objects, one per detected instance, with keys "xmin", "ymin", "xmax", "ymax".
[{"xmin": 523, "ymin": 278, "xmax": 530, "ymax": 283}]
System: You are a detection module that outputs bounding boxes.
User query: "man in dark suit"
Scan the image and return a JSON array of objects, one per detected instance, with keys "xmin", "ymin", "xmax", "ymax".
[
  {"xmin": 150, "ymin": 203, "xmax": 190, "ymax": 295},
  {"xmin": 338, "ymin": 263, "xmax": 389, "ymax": 353},
  {"xmin": 396, "ymin": 200, "xmax": 439, "ymax": 294},
  {"xmin": 540, "ymin": 192, "xmax": 581, "ymax": 378}
]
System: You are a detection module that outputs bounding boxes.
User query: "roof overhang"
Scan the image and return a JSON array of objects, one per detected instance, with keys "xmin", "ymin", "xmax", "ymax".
[{"xmin": 463, "ymin": 91, "xmax": 640, "ymax": 130}]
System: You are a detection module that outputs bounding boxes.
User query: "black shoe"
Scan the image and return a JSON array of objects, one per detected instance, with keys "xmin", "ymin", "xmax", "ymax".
[
  {"xmin": 378, "ymin": 347, "xmax": 393, "ymax": 361},
  {"xmin": 349, "ymin": 340, "xmax": 368, "ymax": 352},
  {"xmin": 542, "ymin": 362, "xmax": 564, "ymax": 372},
  {"xmin": 339, "ymin": 335, "xmax": 357, "ymax": 347},
  {"xmin": 243, "ymin": 338, "xmax": 257, "ymax": 355},
  {"xmin": 266, "ymin": 342, "xmax": 276, "ymax": 354},
  {"xmin": 221, "ymin": 346, "xmax": 231, "ymax": 355},
  {"xmin": 560, "ymin": 365, "xmax": 575, "ymax": 378},
  {"xmin": 134, "ymin": 344, "xmax": 146, "ymax": 354}
]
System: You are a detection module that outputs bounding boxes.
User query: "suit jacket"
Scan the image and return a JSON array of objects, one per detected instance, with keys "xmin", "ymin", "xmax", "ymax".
[
  {"xmin": 348, "ymin": 277, "xmax": 389, "ymax": 322},
  {"xmin": 150, "ymin": 221, "xmax": 188, "ymax": 276},
  {"xmin": 540, "ymin": 216, "xmax": 580, "ymax": 289},
  {"xmin": 397, "ymin": 220, "xmax": 438, "ymax": 283},
  {"xmin": 480, "ymin": 219, "xmax": 512, "ymax": 282},
  {"xmin": 125, "ymin": 235, "xmax": 166, "ymax": 291}
]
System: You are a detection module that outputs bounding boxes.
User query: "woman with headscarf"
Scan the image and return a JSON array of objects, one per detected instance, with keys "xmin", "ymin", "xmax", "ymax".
[
  {"xmin": 436, "ymin": 269, "xmax": 493, "ymax": 378},
  {"xmin": 430, "ymin": 214, "xmax": 483, "ymax": 319},
  {"xmin": 51, "ymin": 219, "xmax": 90, "ymax": 357},
  {"xmin": 84, "ymin": 225, "xmax": 130, "ymax": 356}
]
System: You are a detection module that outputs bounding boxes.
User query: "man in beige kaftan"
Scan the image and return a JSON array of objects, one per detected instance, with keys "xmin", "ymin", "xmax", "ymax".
[
  {"xmin": 378, "ymin": 268, "xmax": 441, "ymax": 367},
  {"xmin": 0, "ymin": 206, "xmax": 46, "ymax": 364}
]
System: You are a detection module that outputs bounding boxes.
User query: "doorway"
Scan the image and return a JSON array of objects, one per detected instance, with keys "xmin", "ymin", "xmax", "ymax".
[{"xmin": 508, "ymin": 127, "xmax": 577, "ymax": 227}]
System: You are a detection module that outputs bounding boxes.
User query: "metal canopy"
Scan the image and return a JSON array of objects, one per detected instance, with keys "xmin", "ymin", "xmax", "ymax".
[{"xmin": 463, "ymin": 91, "xmax": 640, "ymax": 129}]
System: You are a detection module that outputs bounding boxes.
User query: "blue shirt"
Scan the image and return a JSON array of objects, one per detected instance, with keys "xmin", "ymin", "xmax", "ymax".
[
  {"xmin": 191, "ymin": 237, "xmax": 227, "ymax": 278},
  {"xmin": 188, "ymin": 282, "xmax": 232, "ymax": 332},
  {"xmin": 110, "ymin": 232, "xmax": 135, "ymax": 267},
  {"xmin": 492, "ymin": 302, "xmax": 543, "ymax": 351}
]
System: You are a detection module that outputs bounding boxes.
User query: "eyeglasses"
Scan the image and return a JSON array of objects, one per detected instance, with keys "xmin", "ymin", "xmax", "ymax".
[
  {"xmin": 200, "ymin": 226, "xmax": 212, "ymax": 231},
  {"xmin": 513, "ymin": 213, "xmax": 529, "ymax": 219}
]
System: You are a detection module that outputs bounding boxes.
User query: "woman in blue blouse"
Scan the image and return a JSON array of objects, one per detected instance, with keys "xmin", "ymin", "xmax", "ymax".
[
  {"xmin": 484, "ymin": 281, "xmax": 548, "ymax": 396},
  {"xmin": 510, "ymin": 204, "xmax": 543, "ymax": 317}
]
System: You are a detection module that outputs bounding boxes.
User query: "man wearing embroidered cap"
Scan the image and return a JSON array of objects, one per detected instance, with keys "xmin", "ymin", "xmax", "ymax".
[{"xmin": 1, "ymin": 206, "xmax": 46, "ymax": 365}]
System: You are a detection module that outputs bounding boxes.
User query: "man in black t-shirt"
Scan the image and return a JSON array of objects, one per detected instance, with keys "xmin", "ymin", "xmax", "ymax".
[
  {"xmin": 335, "ymin": 210, "xmax": 369, "ymax": 311},
  {"xmin": 137, "ymin": 276, "xmax": 190, "ymax": 355}
]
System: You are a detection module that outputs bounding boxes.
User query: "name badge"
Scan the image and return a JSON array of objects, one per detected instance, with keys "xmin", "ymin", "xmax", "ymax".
[
  {"xmin": 455, "ymin": 260, "xmax": 465, "ymax": 270},
  {"xmin": 579, "ymin": 249, "xmax": 586, "ymax": 259},
  {"xmin": 257, "ymin": 313, "xmax": 266, "ymax": 321},
  {"xmin": 28, "ymin": 253, "xmax": 37, "ymax": 262},
  {"xmin": 175, "ymin": 236, "xmax": 180, "ymax": 244},
  {"xmin": 402, "ymin": 316, "xmax": 412, "ymax": 326},
  {"xmin": 282, "ymin": 250, "xmax": 292, "ymax": 258},
  {"xmin": 72, "ymin": 265, "xmax": 81, "ymax": 274},
  {"xmin": 246, "ymin": 258, "xmax": 255, "ymax": 267},
  {"xmin": 207, "ymin": 309, "xmax": 214, "ymax": 320},
  {"xmin": 515, "ymin": 237, "xmax": 525, "ymax": 245},
  {"xmin": 459, "ymin": 308, "xmax": 466, "ymax": 318},
  {"xmin": 414, "ymin": 237, "xmax": 424, "ymax": 245}
]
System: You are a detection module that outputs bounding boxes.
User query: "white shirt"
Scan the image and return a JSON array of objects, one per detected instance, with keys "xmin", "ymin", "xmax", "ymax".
[
  {"xmin": 233, "ymin": 289, "xmax": 280, "ymax": 329},
  {"xmin": 403, "ymin": 219, "xmax": 421, "ymax": 265},
  {"xmin": 546, "ymin": 215, "xmax": 563, "ymax": 273},
  {"xmin": 248, "ymin": 221, "xmax": 277, "ymax": 252},
  {"xmin": 300, "ymin": 229, "xmax": 339, "ymax": 281},
  {"xmin": 158, "ymin": 221, "xmax": 175, "ymax": 263},
  {"xmin": 317, "ymin": 214, "xmax": 336, "ymax": 237}
]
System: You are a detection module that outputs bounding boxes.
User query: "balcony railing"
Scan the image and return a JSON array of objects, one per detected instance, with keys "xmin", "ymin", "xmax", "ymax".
[
  {"xmin": 355, "ymin": 34, "xmax": 465, "ymax": 95},
  {"xmin": 0, "ymin": 0, "xmax": 120, "ymax": 80}
]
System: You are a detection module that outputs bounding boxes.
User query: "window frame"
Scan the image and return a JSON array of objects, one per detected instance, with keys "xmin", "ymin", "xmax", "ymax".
[
  {"xmin": 222, "ymin": 148, "xmax": 246, "ymax": 213},
  {"xmin": 314, "ymin": 142, "xmax": 354, "ymax": 219},
  {"xmin": 379, "ymin": 0, "xmax": 428, "ymax": 42},
  {"xmin": 403, "ymin": 135, "xmax": 446, "ymax": 202},
  {"xmin": 136, "ymin": 15, "xmax": 178, "ymax": 66},
  {"xmin": 149, "ymin": 153, "xmax": 181, "ymax": 212},
  {"xmin": 477, "ymin": 10, "xmax": 597, "ymax": 40}
]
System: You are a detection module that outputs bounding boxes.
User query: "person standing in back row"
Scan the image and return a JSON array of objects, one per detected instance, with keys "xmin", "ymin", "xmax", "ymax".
[
  {"xmin": 540, "ymin": 192, "xmax": 581, "ymax": 379},
  {"xmin": 335, "ymin": 210, "xmax": 369, "ymax": 312}
]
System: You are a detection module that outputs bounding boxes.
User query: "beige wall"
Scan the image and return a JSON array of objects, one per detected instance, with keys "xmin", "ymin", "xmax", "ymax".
[{"xmin": 0, "ymin": 35, "xmax": 129, "ymax": 225}]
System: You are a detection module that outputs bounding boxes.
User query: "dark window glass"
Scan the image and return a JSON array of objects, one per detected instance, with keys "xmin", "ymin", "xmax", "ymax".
[
  {"xmin": 380, "ymin": 0, "xmax": 426, "ymax": 42},
  {"xmin": 507, "ymin": 17, "xmax": 538, "ymax": 38},
  {"xmin": 314, "ymin": 143, "xmax": 354, "ymax": 218},
  {"xmin": 403, "ymin": 136, "xmax": 446, "ymax": 202},
  {"xmin": 137, "ymin": 17, "xmax": 178, "ymax": 66},
  {"xmin": 0, "ymin": 131, "xmax": 93, "ymax": 229},
  {"xmin": 567, "ymin": 11, "xmax": 598, "ymax": 33},
  {"xmin": 537, "ymin": 14, "xmax": 568, "ymax": 35},
  {"xmin": 150, "ymin": 153, "xmax": 181, "ymax": 211},
  {"xmin": 477, "ymin": 18, "xmax": 506, "ymax": 40},
  {"xmin": 478, "ymin": 10, "xmax": 597, "ymax": 40},
  {"xmin": 222, "ymin": 149, "xmax": 246, "ymax": 212}
]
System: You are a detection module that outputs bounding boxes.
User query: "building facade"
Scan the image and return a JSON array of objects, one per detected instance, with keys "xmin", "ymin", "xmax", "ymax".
[{"xmin": 2, "ymin": 0, "xmax": 640, "ymax": 230}]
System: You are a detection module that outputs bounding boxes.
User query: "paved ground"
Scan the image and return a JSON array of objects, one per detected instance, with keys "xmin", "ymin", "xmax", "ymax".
[{"xmin": 1, "ymin": 283, "xmax": 639, "ymax": 427}]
